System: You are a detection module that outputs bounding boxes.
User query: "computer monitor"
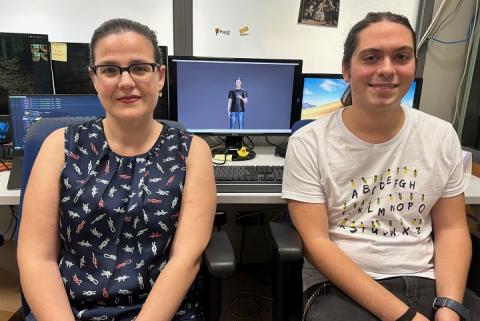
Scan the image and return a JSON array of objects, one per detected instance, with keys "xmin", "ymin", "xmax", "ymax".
[
  {"xmin": 301, "ymin": 74, "xmax": 422, "ymax": 119},
  {"xmin": 0, "ymin": 32, "xmax": 53, "ymax": 116},
  {"xmin": 51, "ymin": 42, "xmax": 96, "ymax": 95},
  {"xmin": 51, "ymin": 44, "xmax": 169, "ymax": 120},
  {"xmin": 168, "ymin": 56, "xmax": 303, "ymax": 150},
  {"xmin": 8, "ymin": 94, "xmax": 105, "ymax": 153}
]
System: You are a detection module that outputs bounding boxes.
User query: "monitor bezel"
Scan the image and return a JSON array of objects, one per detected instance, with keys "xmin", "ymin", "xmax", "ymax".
[
  {"xmin": 301, "ymin": 73, "xmax": 422, "ymax": 110},
  {"xmin": 168, "ymin": 55, "xmax": 303, "ymax": 135}
]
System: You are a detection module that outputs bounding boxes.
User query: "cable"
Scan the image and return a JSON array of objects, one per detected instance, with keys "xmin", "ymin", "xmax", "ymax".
[
  {"xmin": 242, "ymin": 136, "xmax": 255, "ymax": 150},
  {"xmin": 452, "ymin": 0, "xmax": 478, "ymax": 125},
  {"xmin": 430, "ymin": 0, "xmax": 465, "ymax": 37},
  {"xmin": 417, "ymin": 0, "xmax": 449, "ymax": 52},
  {"xmin": 264, "ymin": 136, "xmax": 279, "ymax": 148},
  {"xmin": 429, "ymin": 36, "xmax": 469, "ymax": 44},
  {"xmin": 212, "ymin": 147, "xmax": 229, "ymax": 165}
]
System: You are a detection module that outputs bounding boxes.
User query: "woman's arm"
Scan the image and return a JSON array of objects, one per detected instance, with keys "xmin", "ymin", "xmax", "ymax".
[
  {"xmin": 17, "ymin": 128, "xmax": 76, "ymax": 321},
  {"xmin": 431, "ymin": 194, "xmax": 471, "ymax": 321},
  {"xmin": 136, "ymin": 135, "xmax": 216, "ymax": 321},
  {"xmin": 289, "ymin": 200, "xmax": 429, "ymax": 321}
]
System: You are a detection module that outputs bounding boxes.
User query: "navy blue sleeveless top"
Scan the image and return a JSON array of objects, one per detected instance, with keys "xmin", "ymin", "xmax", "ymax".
[{"xmin": 57, "ymin": 119, "xmax": 203, "ymax": 321}]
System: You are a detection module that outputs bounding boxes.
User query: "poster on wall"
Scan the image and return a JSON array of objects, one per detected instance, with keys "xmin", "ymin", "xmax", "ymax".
[{"xmin": 298, "ymin": 0, "xmax": 340, "ymax": 27}]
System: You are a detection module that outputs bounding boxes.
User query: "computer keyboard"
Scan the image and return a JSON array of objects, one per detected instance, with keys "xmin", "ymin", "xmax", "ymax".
[{"xmin": 214, "ymin": 165, "xmax": 283, "ymax": 193}]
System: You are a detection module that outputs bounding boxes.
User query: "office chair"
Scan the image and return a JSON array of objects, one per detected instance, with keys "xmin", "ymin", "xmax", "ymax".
[
  {"xmin": 17, "ymin": 117, "xmax": 235, "ymax": 321},
  {"xmin": 269, "ymin": 119, "xmax": 480, "ymax": 321}
]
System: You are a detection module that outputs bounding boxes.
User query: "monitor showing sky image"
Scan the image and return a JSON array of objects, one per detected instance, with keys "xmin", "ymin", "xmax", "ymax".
[{"xmin": 301, "ymin": 74, "xmax": 420, "ymax": 120}]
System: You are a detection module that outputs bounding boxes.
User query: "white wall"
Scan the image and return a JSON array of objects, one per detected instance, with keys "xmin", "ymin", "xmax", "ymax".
[
  {"xmin": 193, "ymin": 0, "xmax": 420, "ymax": 73},
  {"xmin": 0, "ymin": 0, "xmax": 173, "ymax": 48}
]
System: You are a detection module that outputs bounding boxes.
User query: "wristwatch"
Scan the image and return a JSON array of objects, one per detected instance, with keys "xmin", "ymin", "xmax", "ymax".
[{"xmin": 432, "ymin": 297, "xmax": 470, "ymax": 321}]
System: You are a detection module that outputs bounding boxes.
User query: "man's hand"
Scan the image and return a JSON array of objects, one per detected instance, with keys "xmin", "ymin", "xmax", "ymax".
[
  {"xmin": 413, "ymin": 312, "xmax": 431, "ymax": 321},
  {"xmin": 435, "ymin": 308, "xmax": 461, "ymax": 321}
]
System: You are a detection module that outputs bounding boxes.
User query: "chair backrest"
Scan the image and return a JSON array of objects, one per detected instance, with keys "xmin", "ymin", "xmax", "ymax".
[
  {"xmin": 291, "ymin": 119, "xmax": 314, "ymax": 134},
  {"xmin": 18, "ymin": 117, "xmax": 95, "ymax": 220}
]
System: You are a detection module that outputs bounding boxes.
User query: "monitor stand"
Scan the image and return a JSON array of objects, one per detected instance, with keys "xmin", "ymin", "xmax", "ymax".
[{"xmin": 211, "ymin": 135, "xmax": 256, "ymax": 161}]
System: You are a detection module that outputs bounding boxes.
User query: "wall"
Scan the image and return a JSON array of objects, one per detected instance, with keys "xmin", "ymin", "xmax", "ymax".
[
  {"xmin": 421, "ymin": 0, "xmax": 477, "ymax": 122},
  {"xmin": 193, "ymin": 0, "xmax": 420, "ymax": 73},
  {"xmin": 0, "ymin": 0, "xmax": 173, "ymax": 48}
]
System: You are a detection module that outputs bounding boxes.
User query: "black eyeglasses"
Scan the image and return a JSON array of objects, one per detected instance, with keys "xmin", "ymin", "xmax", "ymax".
[{"xmin": 89, "ymin": 62, "xmax": 160, "ymax": 84}]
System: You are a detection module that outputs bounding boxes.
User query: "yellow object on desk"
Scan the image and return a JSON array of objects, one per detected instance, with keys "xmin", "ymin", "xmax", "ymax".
[
  {"xmin": 237, "ymin": 146, "xmax": 249, "ymax": 158},
  {"xmin": 213, "ymin": 154, "xmax": 232, "ymax": 161}
]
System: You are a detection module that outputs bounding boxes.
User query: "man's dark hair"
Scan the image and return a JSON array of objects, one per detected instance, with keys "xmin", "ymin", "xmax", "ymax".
[
  {"xmin": 89, "ymin": 18, "xmax": 161, "ymax": 65},
  {"xmin": 340, "ymin": 12, "xmax": 417, "ymax": 106}
]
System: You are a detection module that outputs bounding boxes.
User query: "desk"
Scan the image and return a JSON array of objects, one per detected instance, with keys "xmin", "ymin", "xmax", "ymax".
[{"xmin": 1, "ymin": 146, "xmax": 480, "ymax": 205}]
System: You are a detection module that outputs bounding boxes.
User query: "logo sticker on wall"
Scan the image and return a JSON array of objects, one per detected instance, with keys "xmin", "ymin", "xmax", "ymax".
[
  {"xmin": 239, "ymin": 26, "xmax": 250, "ymax": 36},
  {"xmin": 214, "ymin": 28, "xmax": 230, "ymax": 36}
]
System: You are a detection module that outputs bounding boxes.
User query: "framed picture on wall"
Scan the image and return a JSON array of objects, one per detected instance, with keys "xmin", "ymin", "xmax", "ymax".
[{"xmin": 298, "ymin": 0, "xmax": 340, "ymax": 27}]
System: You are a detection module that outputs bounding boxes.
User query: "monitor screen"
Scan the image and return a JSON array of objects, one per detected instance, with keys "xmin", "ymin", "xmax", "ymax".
[
  {"xmin": 168, "ymin": 56, "xmax": 303, "ymax": 135},
  {"xmin": 301, "ymin": 74, "xmax": 422, "ymax": 119},
  {"xmin": 9, "ymin": 94, "xmax": 105, "ymax": 152},
  {"xmin": 0, "ymin": 32, "xmax": 54, "ymax": 115},
  {"xmin": 51, "ymin": 42, "xmax": 96, "ymax": 94},
  {"xmin": 51, "ymin": 44, "xmax": 169, "ymax": 120}
]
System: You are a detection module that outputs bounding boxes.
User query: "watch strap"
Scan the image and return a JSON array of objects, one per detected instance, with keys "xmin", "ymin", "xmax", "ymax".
[
  {"xmin": 433, "ymin": 297, "xmax": 470, "ymax": 321},
  {"xmin": 396, "ymin": 306, "xmax": 416, "ymax": 321}
]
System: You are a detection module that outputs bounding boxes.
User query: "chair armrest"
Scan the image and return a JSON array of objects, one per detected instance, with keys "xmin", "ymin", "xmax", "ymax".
[
  {"xmin": 468, "ymin": 230, "xmax": 480, "ymax": 295},
  {"xmin": 203, "ymin": 231, "xmax": 235, "ymax": 278},
  {"xmin": 269, "ymin": 221, "xmax": 303, "ymax": 261}
]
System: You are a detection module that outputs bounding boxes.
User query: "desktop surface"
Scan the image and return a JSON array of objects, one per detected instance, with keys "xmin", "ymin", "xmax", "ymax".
[{"xmin": 2, "ymin": 146, "xmax": 480, "ymax": 205}]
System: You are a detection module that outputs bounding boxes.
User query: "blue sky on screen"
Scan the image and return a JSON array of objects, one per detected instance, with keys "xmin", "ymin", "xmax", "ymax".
[{"xmin": 302, "ymin": 77, "xmax": 416, "ymax": 108}]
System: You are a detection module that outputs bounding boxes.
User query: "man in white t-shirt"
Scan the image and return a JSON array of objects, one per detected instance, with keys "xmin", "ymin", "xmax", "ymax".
[{"xmin": 282, "ymin": 12, "xmax": 479, "ymax": 321}]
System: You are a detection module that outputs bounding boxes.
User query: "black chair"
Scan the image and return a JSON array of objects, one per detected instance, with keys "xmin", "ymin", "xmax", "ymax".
[{"xmin": 17, "ymin": 117, "xmax": 235, "ymax": 321}]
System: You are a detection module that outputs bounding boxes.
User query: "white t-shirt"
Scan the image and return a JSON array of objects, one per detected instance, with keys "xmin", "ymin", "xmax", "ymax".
[{"xmin": 282, "ymin": 106, "xmax": 466, "ymax": 291}]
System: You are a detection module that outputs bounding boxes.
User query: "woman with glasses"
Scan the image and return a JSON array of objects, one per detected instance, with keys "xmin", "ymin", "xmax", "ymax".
[{"xmin": 17, "ymin": 18, "xmax": 216, "ymax": 321}]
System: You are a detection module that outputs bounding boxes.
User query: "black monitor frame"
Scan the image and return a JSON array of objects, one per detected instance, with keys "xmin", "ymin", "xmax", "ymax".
[
  {"xmin": 168, "ymin": 55, "xmax": 303, "ymax": 136},
  {"xmin": 0, "ymin": 32, "xmax": 54, "ymax": 116}
]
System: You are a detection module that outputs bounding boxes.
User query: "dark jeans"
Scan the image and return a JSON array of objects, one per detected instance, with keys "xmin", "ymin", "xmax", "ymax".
[{"xmin": 303, "ymin": 276, "xmax": 480, "ymax": 321}]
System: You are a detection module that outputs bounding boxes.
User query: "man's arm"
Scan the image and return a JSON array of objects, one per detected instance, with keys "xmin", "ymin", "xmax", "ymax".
[
  {"xmin": 289, "ymin": 200, "xmax": 429, "ymax": 321},
  {"xmin": 431, "ymin": 194, "xmax": 471, "ymax": 321},
  {"xmin": 227, "ymin": 98, "xmax": 232, "ymax": 116}
]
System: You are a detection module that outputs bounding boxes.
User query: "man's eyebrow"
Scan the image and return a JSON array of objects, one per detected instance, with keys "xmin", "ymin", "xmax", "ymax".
[{"xmin": 357, "ymin": 46, "xmax": 414, "ymax": 54}]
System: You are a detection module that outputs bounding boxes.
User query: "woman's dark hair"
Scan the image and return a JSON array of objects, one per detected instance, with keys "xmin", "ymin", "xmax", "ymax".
[
  {"xmin": 340, "ymin": 12, "xmax": 417, "ymax": 107},
  {"xmin": 89, "ymin": 18, "xmax": 161, "ymax": 65}
]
